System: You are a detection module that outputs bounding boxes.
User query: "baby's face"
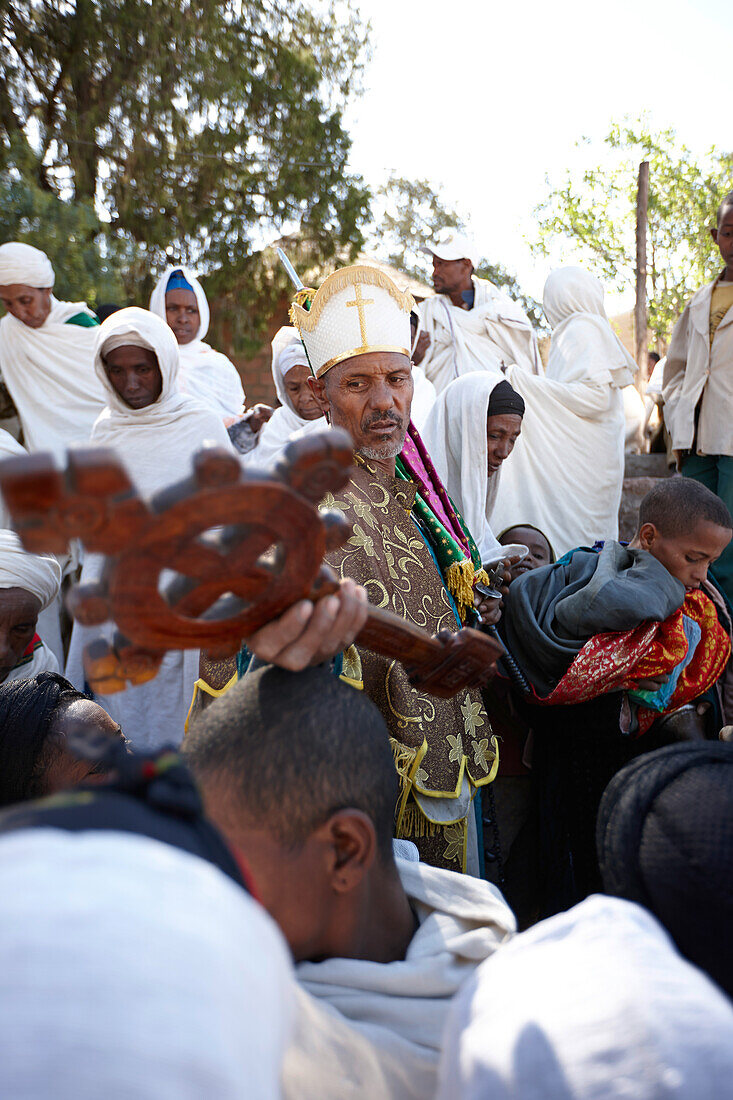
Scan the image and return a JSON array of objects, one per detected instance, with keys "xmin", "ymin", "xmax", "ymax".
[{"xmin": 646, "ymin": 521, "xmax": 732, "ymax": 590}]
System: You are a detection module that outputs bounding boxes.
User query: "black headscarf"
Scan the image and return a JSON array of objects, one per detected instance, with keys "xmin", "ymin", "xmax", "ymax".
[
  {"xmin": 487, "ymin": 379, "xmax": 525, "ymax": 418},
  {"xmin": 597, "ymin": 741, "xmax": 733, "ymax": 996},
  {"xmin": 0, "ymin": 736, "xmax": 251, "ymax": 895}
]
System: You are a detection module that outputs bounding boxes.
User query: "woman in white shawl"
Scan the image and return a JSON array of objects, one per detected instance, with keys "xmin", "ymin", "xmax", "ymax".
[
  {"xmin": 490, "ymin": 266, "xmax": 637, "ymax": 558},
  {"xmin": 421, "ymin": 373, "xmax": 528, "ymax": 566},
  {"xmin": 0, "ymin": 530, "xmax": 61, "ymax": 683},
  {"xmin": 0, "ymin": 242, "xmax": 106, "ymax": 460},
  {"xmin": 149, "ymin": 265, "xmax": 245, "ymax": 420},
  {"xmin": 65, "ymin": 307, "xmax": 233, "ymax": 751},
  {"xmin": 247, "ymin": 326, "xmax": 325, "ymax": 469}
]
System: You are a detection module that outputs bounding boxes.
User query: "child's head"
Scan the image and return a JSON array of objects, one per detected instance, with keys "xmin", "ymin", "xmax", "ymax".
[
  {"xmin": 711, "ymin": 191, "xmax": 733, "ymax": 276},
  {"xmin": 632, "ymin": 478, "xmax": 732, "ymax": 590},
  {"xmin": 499, "ymin": 525, "xmax": 554, "ymax": 582}
]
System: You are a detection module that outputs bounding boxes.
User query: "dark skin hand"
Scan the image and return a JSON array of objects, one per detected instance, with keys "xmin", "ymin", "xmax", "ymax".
[
  {"xmin": 473, "ymin": 557, "xmax": 521, "ymax": 626},
  {"xmin": 0, "ymin": 284, "xmax": 52, "ymax": 328},
  {"xmin": 245, "ymin": 403, "xmax": 274, "ymax": 433},
  {"xmin": 411, "ymin": 330, "xmax": 431, "ymax": 367}
]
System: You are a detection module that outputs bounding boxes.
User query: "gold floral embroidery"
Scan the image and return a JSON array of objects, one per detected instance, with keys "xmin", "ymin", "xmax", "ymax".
[
  {"xmin": 447, "ymin": 733, "xmax": 464, "ymax": 764},
  {"xmin": 471, "ymin": 737, "xmax": 493, "ymax": 774},
  {"xmin": 348, "ymin": 524, "xmax": 376, "ymax": 557},
  {"xmin": 442, "ymin": 821, "xmax": 465, "ymax": 865},
  {"xmin": 461, "ymin": 696, "xmax": 485, "ymax": 738}
]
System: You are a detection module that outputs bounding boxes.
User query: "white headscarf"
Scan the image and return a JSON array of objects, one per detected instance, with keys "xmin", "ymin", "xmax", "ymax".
[
  {"xmin": 247, "ymin": 326, "xmax": 325, "ymax": 470},
  {"xmin": 420, "ymin": 372, "xmax": 527, "ymax": 565},
  {"xmin": 438, "ymin": 895, "xmax": 733, "ymax": 1100},
  {"xmin": 149, "ymin": 266, "xmax": 245, "ymax": 419},
  {"xmin": 0, "ymin": 530, "xmax": 61, "ymax": 610},
  {"xmin": 543, "ymin": 266, "xmax": 637, "ymax": 389},
  {"xmin": 0, "ymin": 829, "xmax": 294, "ymax": 1099},
  {"xmin": 0, "ymin": 242, "xmax": 55, "ymax": 288}
]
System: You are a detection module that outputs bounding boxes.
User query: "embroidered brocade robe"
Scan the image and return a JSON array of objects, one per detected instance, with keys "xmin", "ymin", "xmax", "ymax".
[{"xmin": 322, "ymin": 458, "xmax": 498, "ymax": 873}]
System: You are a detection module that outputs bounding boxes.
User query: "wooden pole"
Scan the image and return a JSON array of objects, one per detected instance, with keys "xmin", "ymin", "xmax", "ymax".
[{"xmin": 635, "ymin": 160, "xmax": 650, "ymax": 390}]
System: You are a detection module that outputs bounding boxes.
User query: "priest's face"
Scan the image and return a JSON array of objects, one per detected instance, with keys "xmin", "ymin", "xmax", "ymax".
[
  {"xmin": 0, "ymin": 587, "xmax": 41, "ymax": 683},
  {"xmin": 165, "ymin": 288, "xmax": 200, "ymax": 345},
  {"xmin": 0, "ymin": 284, "xmax": 52, "ymax": 328},
  {"xmin": 104, "ymin": 346, "xmax": 164, "ymax": 409},
  {"xmin": 310, "ymin": 352, "xmax": 413, "ymax": 462}
]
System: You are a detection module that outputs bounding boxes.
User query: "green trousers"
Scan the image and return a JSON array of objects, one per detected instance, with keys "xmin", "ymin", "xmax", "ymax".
[{"xmin": 681, "ymin": 454, "xmax": 733, "ymax": 610}]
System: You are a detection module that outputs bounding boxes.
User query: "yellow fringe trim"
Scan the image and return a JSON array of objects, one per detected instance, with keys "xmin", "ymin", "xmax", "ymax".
[
  {"xmin": 397, "ymin": 803, "xmax": 443, "ymax": 839},
  {"xmin": 446, "ymin": 562, "xmax": 492, "ymax": 620},
  {"xmin": 290, "ymin": 265, "xmax": 415, "ymax": 334}
]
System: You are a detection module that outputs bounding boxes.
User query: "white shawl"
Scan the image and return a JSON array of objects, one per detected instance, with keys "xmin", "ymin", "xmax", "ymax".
[
  {"xmin": 149, "ymin": 265, "xmax": 245, "ymax": 419},
  {"xmin": 0, "ymin": 298, "xmax": 106, "ymax": 460},
  {"xmin": 0, "ymin": 428, "xmax": 28, "ymax": 528},
  {"xmin": 491, "ymin": 267, "xmax": 637, "ymax": 557},
  {"xmin": 0, "ymin": 829, "xmax": 293, "ymax": 1100},
  {"xmin": 65, "ymin": 308, "xmax": 233, "ymax": 751},
  {"xmin": 421, "ymin": 373, "xmax": 527, "ymax": 565},
  {"xmin": 438, "ymin": 895, "xmax": 733, "ymax": 1100},
  {"xmin": 0, "ymin": 529, "xmax": 62, "ymax": 683},
  {"xmin": 247, "ymin": 326, "xmax": 326, "ymax": 470},
  {"xmin": 419, "ymin": 276, "xmax": 542, "ymax": 393},
  {"xmin": 286, "ymin": 857, "xmax": 516, "ymax": 1099}
]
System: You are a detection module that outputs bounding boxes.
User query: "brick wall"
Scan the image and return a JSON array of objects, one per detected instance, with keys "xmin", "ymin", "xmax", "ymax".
[{"xmin": 207, "ymin": 293, "xmax": 291, "ymax": 410}]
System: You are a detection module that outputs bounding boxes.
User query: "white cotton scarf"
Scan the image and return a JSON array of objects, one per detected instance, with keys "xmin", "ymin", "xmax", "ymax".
[
  {"xmin": 438, "ymin": 895, "xmax": 733, "ymax": 1100},
  {"xmin": 285, "ymin": 857, "xmax": 516, "ymax": 1100},
  {"xmin": 0, "ymin": 242, "xmax": 55, "ymax": 288},
  {"xmin": 66, "ymin": 308, "xmax": 233, "ymax": 750},
  {"xmin": 490, "ymin": 267, "xmax": 636, "ymax": 557},
  {"xmin": 0, "ymin": 298, "xmax": 106, "ymax": 460},
  {"xmin": 247, "ymin": 325, "xmax": 325, "ymax": 470},
  {"xmin": 0, "ymin": 529, "xmax": 61, "ymax": 610},
  {"xmin": 0, "ymin": 829, "xmax": 294, "ymax": 1100},
  {"xmin": 419, "ymin": 276, "xmax": 542, "ymax": 393},
  {"xmin": 421, "ymin": 372, "xmax": 527, "ymax": 565},
  {"xmin": 149, "ymin": 266, "xmax": 245, "ymax": 419}
]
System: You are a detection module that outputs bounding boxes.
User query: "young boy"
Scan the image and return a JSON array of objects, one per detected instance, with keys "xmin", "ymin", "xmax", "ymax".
[
  {"xmin": 662, "ymin": 189, "xmax": 733, "ymax": 607},
  {"xmin": 501, "ymin": 478, "xmax": 733, "ymax": 913}
]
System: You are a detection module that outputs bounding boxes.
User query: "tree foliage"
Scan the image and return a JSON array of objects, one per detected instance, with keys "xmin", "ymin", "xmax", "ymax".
[
  {"xmin": 369, "ymin": 174, "xmax": 545, "ymax": 328},
  {"xmin": 0, "ymin": 0, "xmax": 370, "ymax": 306},
  {"xmin": 533, "ymin": 118, "xmax": 733, "ymax": 343}
]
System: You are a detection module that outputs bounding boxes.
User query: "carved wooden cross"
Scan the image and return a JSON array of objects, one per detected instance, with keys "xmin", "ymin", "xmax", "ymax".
[{"xmin": 0, "ymin": 430, "xmax": 503, "ymax": 698}]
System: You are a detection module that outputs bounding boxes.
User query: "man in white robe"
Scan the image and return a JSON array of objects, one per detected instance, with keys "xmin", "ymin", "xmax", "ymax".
[
  {"xmin": 415, "ymin": 233, "xmax": 541, "ymax": 392},
  {"xmin": 184, "ymin": 664, "xmax": 516, "ymax": 1100},
  {"xmin": 0, "ymin": 243, "xmax": 107, "ymax": 460}
]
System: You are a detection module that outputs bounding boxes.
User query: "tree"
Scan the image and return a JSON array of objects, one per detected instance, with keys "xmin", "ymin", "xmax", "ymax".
[
  {"xmin": 369, "ymin": 174, "xmax": 544, "ymax": 327},
  {"xmin": 0, "ymin": 139, "xmax": 124, "ymax": 305},
  {"xmin": 533, "ymin": 118, "xmax": 733, "ymax": 343},
  {"xmin": 0, "ymin": 0, "xmax": 370, "ymax": 300}
]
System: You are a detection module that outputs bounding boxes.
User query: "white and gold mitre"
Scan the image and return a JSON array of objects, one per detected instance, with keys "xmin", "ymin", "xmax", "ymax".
[{"xmin": 289, "ymin": 265, "xmax": 415, "ymax": 378}]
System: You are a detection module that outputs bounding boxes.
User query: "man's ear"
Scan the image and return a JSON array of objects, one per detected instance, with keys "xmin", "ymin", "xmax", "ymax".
[
  {"xmin": 711, "ymin": 227, "xmax": 720, "ymax": 245},
  {"xmin": 315, "ymin": 809, "xmax": 377, "ymax": 895},
  {"xmin": 637, "ymin": 521, "xmax": 658, "ymax": 551},
  {"xmin": 307, "ymin": 374, "xmax": 330, "ymax": 417}
]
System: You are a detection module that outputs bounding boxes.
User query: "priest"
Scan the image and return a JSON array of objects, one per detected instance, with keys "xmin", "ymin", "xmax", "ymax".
[
  {"xmin": 290, "ymin": 264, "xmax": 501, "ymax": 874},
  {"xmin": 0, "ymin": 242, "xmax": 106, "ymax": 460}
]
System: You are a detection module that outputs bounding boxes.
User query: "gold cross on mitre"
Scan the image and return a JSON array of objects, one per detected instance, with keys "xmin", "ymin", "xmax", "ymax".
[{"xmin": 346, "ymin": 284, "xmax": 375, "ymax": 346}]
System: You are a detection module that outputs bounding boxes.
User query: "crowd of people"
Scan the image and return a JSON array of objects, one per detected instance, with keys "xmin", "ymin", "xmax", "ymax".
[{"xmin": 0, "ymin": 191, "xmax": 731, "ymax": 1098}]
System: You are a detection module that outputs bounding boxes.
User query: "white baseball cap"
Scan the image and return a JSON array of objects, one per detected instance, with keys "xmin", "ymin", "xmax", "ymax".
[{"xmin": 422, "ymin": 232, "xmax": 478, "ymax": 266}]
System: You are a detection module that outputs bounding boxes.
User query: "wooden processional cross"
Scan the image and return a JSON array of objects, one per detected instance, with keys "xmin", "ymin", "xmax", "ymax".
[{"xmin": 0, "ymin": 430, "xmax": 503, "ymax": 698}]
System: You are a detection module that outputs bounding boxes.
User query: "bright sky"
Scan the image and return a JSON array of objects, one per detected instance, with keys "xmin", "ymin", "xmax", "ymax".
[{"xmin": 345, "ymin": 0, "xmax": 733, "ymax": 309}]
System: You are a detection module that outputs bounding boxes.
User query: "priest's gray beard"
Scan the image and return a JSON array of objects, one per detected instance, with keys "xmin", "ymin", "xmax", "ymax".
[{"xmin": 360, "ymin": 437, "xmax": 406, "ymax": 460}]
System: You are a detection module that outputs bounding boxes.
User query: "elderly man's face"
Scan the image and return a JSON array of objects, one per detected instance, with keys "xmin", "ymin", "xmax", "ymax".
[
  {"xmin": 104, "ymin": 345, "xmax": 163, "ymax": 409},
  {"xmin": 0, "ymin": 285, "xmax": 52, "ymax": 328},
  {"xmin": 309, "ymin": 352, "xmax": 413, "ymax": 461},
  {"xmin": 431, "ymin": 256, "xmax": 472, "ymax": 296},
  {"xmin": 0, "ymin": 587, "xmax": 41, "ymax": 683}
]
